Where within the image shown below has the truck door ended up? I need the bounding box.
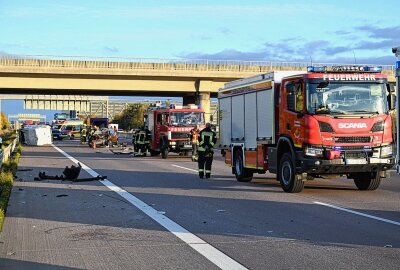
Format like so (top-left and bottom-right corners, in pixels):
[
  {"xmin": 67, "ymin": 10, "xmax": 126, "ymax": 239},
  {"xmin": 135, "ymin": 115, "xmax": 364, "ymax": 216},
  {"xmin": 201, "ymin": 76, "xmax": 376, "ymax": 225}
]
[
  {"xmin": 154, "ymin": 112, "xmax": 162, "ymax": 149},
  {"xmin": 280, "ymin": 79, "xmax": 306, "ymax": 148}
]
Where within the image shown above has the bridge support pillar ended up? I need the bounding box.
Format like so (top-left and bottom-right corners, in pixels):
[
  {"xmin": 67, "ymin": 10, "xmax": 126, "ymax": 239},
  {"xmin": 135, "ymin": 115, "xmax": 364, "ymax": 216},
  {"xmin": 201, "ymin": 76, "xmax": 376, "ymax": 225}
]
[{"xmin": 199, "ymin": 92, "xmax": 211, "ymax": 123}]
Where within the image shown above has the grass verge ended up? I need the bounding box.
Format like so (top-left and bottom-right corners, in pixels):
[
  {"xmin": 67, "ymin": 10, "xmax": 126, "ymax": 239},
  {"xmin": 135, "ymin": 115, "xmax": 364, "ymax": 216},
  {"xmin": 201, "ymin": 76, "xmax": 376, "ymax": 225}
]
[{"xmin": 0, "ymin": 142, "xmax": 22, "ymax": 231}]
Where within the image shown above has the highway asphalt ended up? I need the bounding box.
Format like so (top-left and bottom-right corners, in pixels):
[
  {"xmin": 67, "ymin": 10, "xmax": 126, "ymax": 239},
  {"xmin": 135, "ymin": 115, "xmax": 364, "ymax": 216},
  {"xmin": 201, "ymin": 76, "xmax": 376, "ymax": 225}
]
[{"xmin": 0, "ymin": 140, "xmax": 399, "ymax": 270}]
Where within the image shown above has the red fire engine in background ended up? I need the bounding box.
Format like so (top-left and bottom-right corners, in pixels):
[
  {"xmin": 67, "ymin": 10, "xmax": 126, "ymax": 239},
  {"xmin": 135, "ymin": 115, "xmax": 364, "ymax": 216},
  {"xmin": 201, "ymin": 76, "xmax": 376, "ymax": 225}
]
[
  {"xmin": 144, "ymin": 105, "xmax": 205, "ymax": 158},
  {"xmin": 218, "ymin": 66, "xmax": 395, "ymax": 193}
]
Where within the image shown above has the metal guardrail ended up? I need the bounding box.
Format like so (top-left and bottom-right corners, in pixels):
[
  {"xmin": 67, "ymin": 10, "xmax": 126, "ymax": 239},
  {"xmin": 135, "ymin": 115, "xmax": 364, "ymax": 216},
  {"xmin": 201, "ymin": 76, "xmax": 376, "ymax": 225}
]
[
  {"xmin": 0, "ymin": 137, "xmax": 18, "ymax": 168},
  {"xmin": 0, "ymin": 54, "xmax": 395, "ymax": 72}
]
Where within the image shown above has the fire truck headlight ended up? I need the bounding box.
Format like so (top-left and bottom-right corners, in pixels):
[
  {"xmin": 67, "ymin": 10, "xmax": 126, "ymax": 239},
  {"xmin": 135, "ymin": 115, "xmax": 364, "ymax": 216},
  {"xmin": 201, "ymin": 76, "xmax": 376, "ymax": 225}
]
[
  {"xmin": 304, "ymin": 145, "xmax": 324, "ymax": 158},
  {"xmin": 371, "ymin": 121, "xmax": 384, "ymax": 132},
  {"xmin": 380, "ymin": 144, "xmax": 393, "ymax": 158},
  {"xmin": 169, "ymin": 141, "xmax": 176, "ymax": 145}
]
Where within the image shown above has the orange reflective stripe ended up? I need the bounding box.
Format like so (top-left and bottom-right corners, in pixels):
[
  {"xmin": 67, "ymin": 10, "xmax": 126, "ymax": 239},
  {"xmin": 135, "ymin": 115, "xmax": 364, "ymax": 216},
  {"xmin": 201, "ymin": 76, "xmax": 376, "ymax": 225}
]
[{"xmin": 191, "ymin": 130, "xmax": 199, "ymax": 143}]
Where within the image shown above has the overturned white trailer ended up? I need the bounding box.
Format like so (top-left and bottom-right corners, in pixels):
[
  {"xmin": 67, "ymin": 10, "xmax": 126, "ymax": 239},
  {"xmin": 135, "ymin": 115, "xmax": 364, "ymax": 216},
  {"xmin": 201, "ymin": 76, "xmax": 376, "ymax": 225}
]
[{"xmin": 21, "ymin": 125, "xmax": 52, "ymax": 146}]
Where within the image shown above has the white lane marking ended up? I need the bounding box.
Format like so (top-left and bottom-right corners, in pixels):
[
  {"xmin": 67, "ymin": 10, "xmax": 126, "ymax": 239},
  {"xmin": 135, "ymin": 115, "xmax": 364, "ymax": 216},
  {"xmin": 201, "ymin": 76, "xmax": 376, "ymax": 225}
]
[
  {"xmin": 52, "ymin": 144, "xmax": 247, "ymax": 270},
  {"xmin": 172, "ymin": 162, "xmax": 400, "ymax": 228},
  {"xmin": 172, "ymin": 164, "xmax": 198, "ymax": 173},
  {"xmin": 314, "ymin": 201, "xmax": 400, "ymax": 226}
]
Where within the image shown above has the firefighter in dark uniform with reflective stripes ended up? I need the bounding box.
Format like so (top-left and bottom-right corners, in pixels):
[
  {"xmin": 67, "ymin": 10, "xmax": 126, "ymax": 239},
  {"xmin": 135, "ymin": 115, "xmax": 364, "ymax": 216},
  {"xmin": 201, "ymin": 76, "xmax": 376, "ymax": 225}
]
[{"xmin": 198, "ymin": 123, "xmax": 217, "ymax": 179}]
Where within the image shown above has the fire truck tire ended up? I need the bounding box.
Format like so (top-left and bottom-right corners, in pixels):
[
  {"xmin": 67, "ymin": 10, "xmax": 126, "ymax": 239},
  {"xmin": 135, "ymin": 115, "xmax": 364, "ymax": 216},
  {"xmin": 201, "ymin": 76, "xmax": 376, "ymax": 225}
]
[
  {"xmin": 278, "ymin": 153, "xmax": 304, "ymax": 193},
  {"xmin": 353, "ymin": 172, "xmax": 381, "ymax": 190},
  {"xmin": 161, "ymin": 145, "xmax": 169, "ymax": 159},
  {"xmin": 234, "ymin": 149, "xmax": 253, "ymax": 182}
]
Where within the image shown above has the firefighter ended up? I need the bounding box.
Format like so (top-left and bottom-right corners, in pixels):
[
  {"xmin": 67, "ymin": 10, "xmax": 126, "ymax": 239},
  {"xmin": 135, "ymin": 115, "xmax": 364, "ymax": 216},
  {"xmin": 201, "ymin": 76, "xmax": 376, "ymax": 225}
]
[
  {"xmin": 197, "ymin": 123, "xmax": 217, "ymax": 179},
  {"xmin": 134, "ymin": 128, "xmax": 150, "ymax": 156},
  {"xmin": 87, "ymin": 126, "xmax": 95, "ymax": 146},
  {"xmin": 190, "ymin": 125, "xmax": 199, "ymax": 162},
  {"xmin": 80, "ymin": 125, "xmax": 87, "ymax": 144}
]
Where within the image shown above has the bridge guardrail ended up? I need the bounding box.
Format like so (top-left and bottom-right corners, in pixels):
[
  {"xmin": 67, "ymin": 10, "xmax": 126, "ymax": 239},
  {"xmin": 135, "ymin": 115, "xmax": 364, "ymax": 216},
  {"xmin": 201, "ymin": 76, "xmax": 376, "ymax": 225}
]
[
  {"xmin": 0, "ymin": 137, "xmax": 18, "ymax": 169},
  {"xmin": 0, "ymin": 55, "xmax": 395, "ymax": 72}
]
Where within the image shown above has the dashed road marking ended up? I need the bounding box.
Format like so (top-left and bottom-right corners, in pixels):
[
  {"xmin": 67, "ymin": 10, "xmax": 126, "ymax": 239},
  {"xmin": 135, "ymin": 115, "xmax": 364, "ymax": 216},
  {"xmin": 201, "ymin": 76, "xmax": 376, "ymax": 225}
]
[
  {"xmin": 314, "ymin": 201, "xmax": 400, "ymax": 226},
  {"xmin": 172, "ymin": 164, "xmax": 198, "ymax": 172},
  {"xmin": 172, "ymin": 163, "xmax": 400, "ymax": 228}
]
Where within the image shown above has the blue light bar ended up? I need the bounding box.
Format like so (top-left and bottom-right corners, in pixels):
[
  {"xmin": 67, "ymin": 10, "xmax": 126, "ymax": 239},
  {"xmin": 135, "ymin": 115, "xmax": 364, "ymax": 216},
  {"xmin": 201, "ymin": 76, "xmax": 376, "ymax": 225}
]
[
  {"xmin": 307, "ymin": 66, "xmax": 327, "ymax": 72},
  {"xmin": 372, "ymin": 66, "xmax": 382, "ymax": 72},
  {"xmin": 363, "ymin": 66, "xmax": 382, "ymax": 72},
  {"xmin": 396, "ymin": 61, "xmax": 400, "ymax": 69}
]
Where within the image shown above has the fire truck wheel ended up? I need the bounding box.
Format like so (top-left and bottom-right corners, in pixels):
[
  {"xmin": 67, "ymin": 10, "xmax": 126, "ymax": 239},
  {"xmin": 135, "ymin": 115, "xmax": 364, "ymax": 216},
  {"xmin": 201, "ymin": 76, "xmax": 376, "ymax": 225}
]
[
  {"xmin": 161, "ymin": 144, "xmax": 169, "ymax": 159},
  {"xmin": 353, "ymin": 172, "xmax": 381, "ymax": 190},
  {"xmin": 234, "ymin": 149, "xmax": 253, "ymax": 182},
  {"xmin": 279, "ymin": 153, "xmax": 304, "ymax": 193}
]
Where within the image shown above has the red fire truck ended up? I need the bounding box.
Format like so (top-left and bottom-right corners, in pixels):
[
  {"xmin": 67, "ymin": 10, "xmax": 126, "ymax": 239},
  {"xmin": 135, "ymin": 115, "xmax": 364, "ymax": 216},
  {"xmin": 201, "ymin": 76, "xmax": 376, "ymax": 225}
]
[
  {"xmin": 144, "ymin": 105, "xmax": 205, "ymax": 158},
  {"xmin": 219, "ymin": 66, "xmax": 395, "ymax": 192}
]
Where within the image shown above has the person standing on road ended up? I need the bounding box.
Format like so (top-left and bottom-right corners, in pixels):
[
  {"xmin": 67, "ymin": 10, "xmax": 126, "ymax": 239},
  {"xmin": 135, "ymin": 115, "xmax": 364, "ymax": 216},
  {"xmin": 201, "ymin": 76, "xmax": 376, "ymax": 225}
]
[
  {"xmin": 134, "ymin": 128, "xmax": 150, "ymax": 156},
  {"xmin": 80, "ymin": 125, "xmax": 87, "ymax": 144},
  {"xmin": 197, "ymin": 123, "xmax": 217, "ymax": 179},
  {"xmin": 190, "ymin": 125, "xmax": 199, "ymax": 162}
]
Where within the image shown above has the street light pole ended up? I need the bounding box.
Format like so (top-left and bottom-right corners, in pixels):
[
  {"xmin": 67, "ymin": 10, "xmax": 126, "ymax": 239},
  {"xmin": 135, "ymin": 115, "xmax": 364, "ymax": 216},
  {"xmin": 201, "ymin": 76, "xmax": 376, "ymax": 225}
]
[{"xmin": 392, "ymin": 47, "xmax": 400, "ymax": 174}]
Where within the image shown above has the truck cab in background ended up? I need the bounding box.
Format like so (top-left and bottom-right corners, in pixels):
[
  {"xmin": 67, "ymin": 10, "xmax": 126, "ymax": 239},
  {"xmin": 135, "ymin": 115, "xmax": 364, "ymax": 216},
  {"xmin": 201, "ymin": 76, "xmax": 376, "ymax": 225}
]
[{"xmin": 145, "ymin": 105, "xmax": 205, "ymax": 158}]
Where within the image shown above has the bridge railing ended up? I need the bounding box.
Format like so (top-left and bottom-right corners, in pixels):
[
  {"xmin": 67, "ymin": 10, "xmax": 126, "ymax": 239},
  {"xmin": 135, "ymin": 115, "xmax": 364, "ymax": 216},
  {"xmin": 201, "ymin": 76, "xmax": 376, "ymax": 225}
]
[{"xmin": 0, "ymin": 54, "xmax": 395, "ymax": 72}]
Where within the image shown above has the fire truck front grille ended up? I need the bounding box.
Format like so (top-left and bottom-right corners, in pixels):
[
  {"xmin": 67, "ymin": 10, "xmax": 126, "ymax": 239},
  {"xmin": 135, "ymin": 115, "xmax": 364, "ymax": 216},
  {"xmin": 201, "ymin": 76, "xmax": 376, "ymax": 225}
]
[
  {"xmin": 171, "ymin": 132, "xmax": 189, "ymax": 140},
  {"xmin": 334, "ymin": 136, "xmax": 371, "ymax": 143}
]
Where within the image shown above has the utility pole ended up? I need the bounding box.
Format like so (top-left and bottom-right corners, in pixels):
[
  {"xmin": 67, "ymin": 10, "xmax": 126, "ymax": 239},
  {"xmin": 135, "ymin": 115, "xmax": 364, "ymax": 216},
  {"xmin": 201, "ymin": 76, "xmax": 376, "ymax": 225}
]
[{"xmin": 392, "ymin": 47, "xmax": 400, "ymax": 174}]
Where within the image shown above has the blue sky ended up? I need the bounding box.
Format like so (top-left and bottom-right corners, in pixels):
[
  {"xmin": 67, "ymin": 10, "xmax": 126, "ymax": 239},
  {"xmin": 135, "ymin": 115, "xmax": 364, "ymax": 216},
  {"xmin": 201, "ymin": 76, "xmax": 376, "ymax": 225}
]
[{"xmin": 1, "ymin": 0, "xmax": 399, "ymax": 119}]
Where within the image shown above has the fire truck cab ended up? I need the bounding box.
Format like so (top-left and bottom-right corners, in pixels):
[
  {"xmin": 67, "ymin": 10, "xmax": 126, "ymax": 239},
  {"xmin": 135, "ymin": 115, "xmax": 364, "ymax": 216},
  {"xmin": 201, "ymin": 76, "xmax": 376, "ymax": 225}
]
[{"xmin": 145, "ymin": 105, "xmax": 205, "ymax": 158}]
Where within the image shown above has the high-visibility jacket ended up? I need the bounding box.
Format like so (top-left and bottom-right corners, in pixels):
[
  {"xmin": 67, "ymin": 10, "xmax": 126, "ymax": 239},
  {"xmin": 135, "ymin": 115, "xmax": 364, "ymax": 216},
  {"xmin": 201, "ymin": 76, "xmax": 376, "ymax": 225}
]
[
  {"xmin": 190, "ymin": 129, "xmax": 199, "ymax": 144},
  {"xmin": 198, "ymin": 127, "xmax": 217, "ymax": 152},
  {"xmin": 135, "ymin": 131, "xmax": 149, "ymax": 145}
]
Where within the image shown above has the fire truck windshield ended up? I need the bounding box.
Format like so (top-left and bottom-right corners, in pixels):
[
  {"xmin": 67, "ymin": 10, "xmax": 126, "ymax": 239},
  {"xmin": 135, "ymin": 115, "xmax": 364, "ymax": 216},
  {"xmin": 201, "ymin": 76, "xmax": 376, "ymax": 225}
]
[
  {"xmin": 306, "ymin": 82, "xmax": 388, "ymax": 115},
  {"xmin": 170, "ymin": 112, "xmax": 204, "ymax": 126}
]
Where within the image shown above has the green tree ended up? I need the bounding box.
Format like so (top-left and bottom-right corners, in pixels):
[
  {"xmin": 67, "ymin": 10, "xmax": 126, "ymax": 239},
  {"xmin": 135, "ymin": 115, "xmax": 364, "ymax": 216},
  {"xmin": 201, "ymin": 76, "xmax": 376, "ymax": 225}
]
[
  {"xmin": 113, "ymin": 104, "xmax": 149, "ymax": 131},
  {"xmin": 0, "ymin": 112, "xmax": 10, "ymax": 130}
]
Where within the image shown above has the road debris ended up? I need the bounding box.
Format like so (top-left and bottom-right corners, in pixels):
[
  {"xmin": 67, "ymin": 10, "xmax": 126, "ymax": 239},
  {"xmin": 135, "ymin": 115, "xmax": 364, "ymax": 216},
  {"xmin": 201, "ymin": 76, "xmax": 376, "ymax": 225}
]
[
  {"xmin": 35, "ymin": 163, "xmax": 107, "ymax": 182},
  {"xmin": 56, "ymin": 194, "xmax": 69, "ymax": 198},
  {"xmin": 17, "ymin": 168, "xmax": 33, "ymax": 172},
  {"xmin": 110, "ymin": 147, "xmax": 134, "ymax": 155}
]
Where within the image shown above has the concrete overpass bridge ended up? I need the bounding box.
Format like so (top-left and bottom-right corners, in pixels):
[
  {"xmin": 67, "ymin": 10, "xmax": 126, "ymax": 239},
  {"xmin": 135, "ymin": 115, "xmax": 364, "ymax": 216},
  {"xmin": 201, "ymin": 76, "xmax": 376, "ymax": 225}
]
[{"xmin": 0, "ymin": 55, "xmax": 396, "ymax": 121}]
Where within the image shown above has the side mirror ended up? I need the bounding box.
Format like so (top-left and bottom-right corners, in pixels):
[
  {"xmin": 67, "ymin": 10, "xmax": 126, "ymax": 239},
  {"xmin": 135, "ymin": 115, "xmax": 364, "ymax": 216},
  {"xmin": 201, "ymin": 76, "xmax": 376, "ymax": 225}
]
[
  {"xmin": 388, "ymin": 94, "xmax": 396, "ymax": 110},
  {"xmin": 210, "ymin": 115, "xmax": 214, "ymax": 122}
]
